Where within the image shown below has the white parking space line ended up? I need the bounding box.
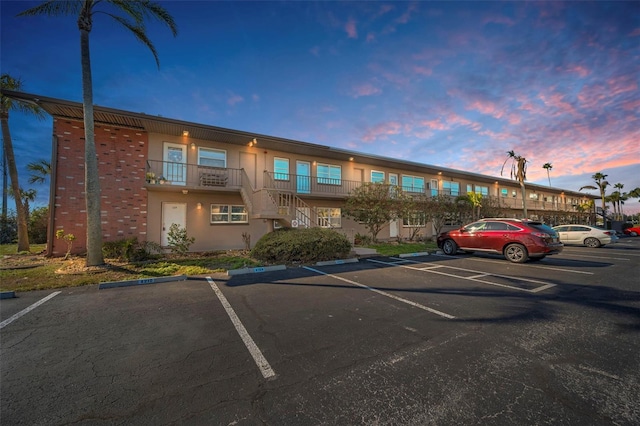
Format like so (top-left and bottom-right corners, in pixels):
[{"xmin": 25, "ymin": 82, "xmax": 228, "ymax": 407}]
[
  {"xmin": 303, "ymin": 266, "xmax": 456, "ymax": 320},
  {"xmin": 370, "ymin": 258, "xmax": 556, "ymax": 293},
  {"xmin": 206, "ymin": 278, "xmax": 276, "ymax": 380},
  {"xmin": 559, "ymin": 253, "xmax": 630, "ymax": 261},
  {"xmin": 464, "ymin": 257, "xmax": 595, "ymax": 275},
  {"xmin": 0, "ymin": 291, "xmax": 61, "ymax": 330}
]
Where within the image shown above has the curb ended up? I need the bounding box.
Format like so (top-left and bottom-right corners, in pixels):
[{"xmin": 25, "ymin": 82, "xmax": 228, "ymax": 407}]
[
  {"xmin": 398, "ymin": 252, "xmax": 431, "ymax": 258},
  {"xmin": 98, "ymin": 274, "xmax": 187, "ymax": 290},
  {"xmin": 315, "ymin": 258, "xmax": 359, "ymax": 266},
  {"xmin": 1, "ymin": 291, "xmax": 16, "ymax": 299},
  {"xmin": 227, "ymin": 265, "xmax": 286, "ymax": 276}
]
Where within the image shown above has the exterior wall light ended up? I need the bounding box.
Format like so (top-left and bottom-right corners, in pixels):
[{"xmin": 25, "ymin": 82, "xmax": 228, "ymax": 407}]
[
  {"xmin": 190, "ymin": 142, "xmax": 196, "ymax": 149},
  {"xmin": 197, "ymin": 202, "xmax": 202, "ymax": 209},
  {"xmin": 182, "ymin": 130, "xmax": 189, "ymax": 137}
]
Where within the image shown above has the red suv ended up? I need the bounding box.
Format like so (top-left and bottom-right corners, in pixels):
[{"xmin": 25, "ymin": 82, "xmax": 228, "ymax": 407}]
[{"xmin": 437, "ymin": 218, "xmax": 563, "ymax": 263}]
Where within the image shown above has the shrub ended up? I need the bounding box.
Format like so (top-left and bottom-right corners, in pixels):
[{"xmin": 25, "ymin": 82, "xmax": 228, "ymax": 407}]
[
  {"xmin": 55, "ymin": 229, "xmax": 76, "ymax": 260},
  {"xmin": 167, "ymin": 223, "xmax": 195, "ymax": 255},
  {"xmin": 103, "ymin": 237, "xmax": 162, "ymax": 261},
  {"xmin": 252, "ymin": 227, "xmax": 351, "ymax": 264}
]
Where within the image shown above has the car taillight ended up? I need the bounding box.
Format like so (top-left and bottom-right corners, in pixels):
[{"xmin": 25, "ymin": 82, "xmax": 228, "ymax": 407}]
[
  {"xmin": 532, "ymin": 232, "xmax": 550, "ymax": 239},
  {"xmin": 604, "ymin": 231, "xmax": 611, "ymax": 235}
]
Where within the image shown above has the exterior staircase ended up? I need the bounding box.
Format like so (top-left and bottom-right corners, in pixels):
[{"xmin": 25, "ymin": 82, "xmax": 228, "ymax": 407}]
[{"xmin": 239, "ymin": 169, "xmax": 321, "ymax": 228}]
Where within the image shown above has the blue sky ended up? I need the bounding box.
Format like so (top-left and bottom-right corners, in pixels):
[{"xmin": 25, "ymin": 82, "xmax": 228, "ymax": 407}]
[{"xmin": 2, "ymin": 1, "xmax": 639, "ymax": 213}]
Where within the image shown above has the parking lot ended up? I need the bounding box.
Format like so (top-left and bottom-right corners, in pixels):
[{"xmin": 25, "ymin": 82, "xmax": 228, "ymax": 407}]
[{"xmin": 2, "ymin": 238, "xmax": 639, "ymax": 425}]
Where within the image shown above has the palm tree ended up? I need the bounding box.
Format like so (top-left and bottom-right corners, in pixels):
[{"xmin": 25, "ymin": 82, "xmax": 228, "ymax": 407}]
[
  {"xmin": 19, "ymin": 1, "xmax": 178, "ymax": 266},
  {"xmin": 1, "ymin": 74, "xmax": 46, "ymax": 252},
  {"xmin": 9, "ymin": 187, "xmax": 37, "ymax": 225},
  {"xmin": 27, "ymin": 159, "xmax": 51, "ymax": 184},
  {"xmin": 542, "ymin": 163, "xmax": 553, "ymax": 187},
  {"xmin": 501, "ymin": 150, "xmax": 528, "ymax": 218},
  {"xmin": 613, "ymin": 183, "xmax": 624, "ymax": 220},
  {"xmin": 580, "ymin": 172, "xmax": 609, "ymax": 228}
]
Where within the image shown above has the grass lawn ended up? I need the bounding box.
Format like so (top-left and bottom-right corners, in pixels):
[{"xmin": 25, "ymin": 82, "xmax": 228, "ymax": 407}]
[
  {"xmin": 0, "ymin": 245, "xmax": 261, "ymax": 292},
  {"xmin": 366, "ymin": 240, "xmax": 438, "ymax": 256}
]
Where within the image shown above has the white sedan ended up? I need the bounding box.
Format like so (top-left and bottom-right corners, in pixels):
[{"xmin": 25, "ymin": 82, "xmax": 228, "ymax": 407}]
[{"xmin": 552, "ymin": 225, "xmax": 617, "ymax": 248}]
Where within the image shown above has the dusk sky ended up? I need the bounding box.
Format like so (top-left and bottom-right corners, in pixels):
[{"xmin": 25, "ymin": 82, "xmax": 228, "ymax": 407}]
[{"xmin": 2, "ymin": 1, "xmax": 639, "ymax": 213}]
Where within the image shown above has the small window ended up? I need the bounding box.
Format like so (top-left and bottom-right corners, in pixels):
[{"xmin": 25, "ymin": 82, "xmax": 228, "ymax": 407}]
[
  {"xmin": 317, "ymin": 207, "xmax": 341, "ymax": 228},
  {"xmin": 475, "ymin": 186, "xmax": 489, "ymax": 196},
  {"xmin": 274, "ymin": 157, "xmax": 289, "ymax": 180},
  {"xmin": 529, "ymin": 193, "xmax": 539, "ymax": 200},
  {"xmin": 501, "ymin": 188, "xmax": 509, "ymax": 197},
  {"xmin": 210, "ymin": 204, "xmax": 248, "ymax": 224},
  {"xmin": 443, "ymin": 181, "xmax": 460, "ymax": 196},
  {"xmin": 402, "ymin": 175, "xmax": 425, "ymax": 193},
  {"xmin": 317, "ymin": 164, "xmax": 341, "ymax": 185},
  {"xmin": 403, "ymin": 212, "xmax": 426, "ymax": 227},
  {"xmin": 199, "ymin": 147, "xmax": 226, "ymax": 168},
  {"xmin": 371, "ymin": 170, "xmax": 385, "ymax": 183}
]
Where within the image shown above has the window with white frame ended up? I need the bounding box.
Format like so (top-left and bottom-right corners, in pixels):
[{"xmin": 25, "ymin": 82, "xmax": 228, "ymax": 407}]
[
  {"xmin": 210, "ymin": 204, "xmax": 248, "ymax": 223},
  {"xmin": 317, "ymin": 207, "xmax": 341, "ymax": 228},
  {"xmin": 529, "ymin": 193, "xmax": 539, "ymax": 200},
  {"xmin": 402, "ymin": 175, "xmax": 425, "ymax": 193},
  {"xmin": 317, "ymin": 164, "xmax": 341, "ymax": 185},
  {"xmin": 274, "ymin": 157, "xmax": 289, "ymax": 180},
  {"xmin": 442, "ymin": 181, "xmax": 460, "ymax": 196},
  {"xmin": 371, "ymin": 170, "xmax": 385, "ymax": 183},
  {"xmin": 403, "ymin": 211, "xmax": 426, "ymax": 227},
  {"xmin": 198, "ymin": 147, "xmax": 226, "ymax": 168}
]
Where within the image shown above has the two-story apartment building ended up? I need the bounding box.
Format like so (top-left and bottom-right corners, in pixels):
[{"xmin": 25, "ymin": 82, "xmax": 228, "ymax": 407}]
[{"xmin": 3, "ymin": 90, "xmax": 597, "ymax": 257}]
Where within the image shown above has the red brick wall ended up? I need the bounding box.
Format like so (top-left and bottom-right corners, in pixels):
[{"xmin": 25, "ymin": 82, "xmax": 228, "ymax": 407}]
[{"xmin": 50, "ymin": 119, "xmax": 148, "ymax": 256}]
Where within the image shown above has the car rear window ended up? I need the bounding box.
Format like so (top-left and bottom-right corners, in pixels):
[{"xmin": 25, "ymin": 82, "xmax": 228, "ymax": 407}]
[{"xmin": 527, "ymin": 222, "xmax": 557, "ymax": 235}]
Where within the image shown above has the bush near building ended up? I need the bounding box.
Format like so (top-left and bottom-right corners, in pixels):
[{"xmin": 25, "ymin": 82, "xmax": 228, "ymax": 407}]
[{"xmin": 252, "ymin": 227, "xmax": 351, "ymax": 264}]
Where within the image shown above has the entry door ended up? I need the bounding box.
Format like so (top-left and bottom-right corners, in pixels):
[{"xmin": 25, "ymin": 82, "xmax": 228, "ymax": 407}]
[
  {"xmin": 161, "ymin": 202, "xmax": 187, "ymax": 246},
  {"xmin": 163, "ymin": 143, "xmax": 187, "ymax": 185},
  {"xmin": 296, "ymin": 161, "xmax": 310, "ymax": 194},
  {"xmin": 389, "ymin": 173, "xmax": 399, "ymax": 238}
]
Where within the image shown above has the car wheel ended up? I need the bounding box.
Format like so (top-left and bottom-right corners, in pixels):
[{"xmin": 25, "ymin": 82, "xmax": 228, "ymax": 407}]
[
  {"xmin": 442, "ymin": 239, "xmax": 458, "ymax": 255},
  {"xmin": 630, "ymin": 231, "xmax": 638, "ymax": 237},
  {"xmin": 584, "ymin": 237, "xmax": 601, "ymax": 248},
  {"xmin": 504, "ymin": 243, "xmax": 528, "ymax": 263}
]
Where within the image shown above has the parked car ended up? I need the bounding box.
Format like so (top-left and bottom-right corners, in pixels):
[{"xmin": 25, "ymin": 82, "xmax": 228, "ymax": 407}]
[
  {"xmin": 622, "ymin": 226, "xmax": 640, "ymax": 237},
  {"xmin": 552, "ymin": 225, "xmax": 616, "ymax": 247},
  {"xmin": 437, "ymin": 218, "xmax": 563, "ymax": 263}
]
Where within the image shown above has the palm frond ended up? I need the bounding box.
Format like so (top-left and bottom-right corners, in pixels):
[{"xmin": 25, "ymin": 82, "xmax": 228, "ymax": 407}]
[{"xmin": 16, "ymin": 0, "xmax": 82, "ymax": 17}]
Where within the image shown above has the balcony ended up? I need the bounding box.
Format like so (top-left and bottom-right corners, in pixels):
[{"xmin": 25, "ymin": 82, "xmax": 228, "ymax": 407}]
[{"xmin": 145, "ymin": 160, "xmax": 243, "ymax": 192}]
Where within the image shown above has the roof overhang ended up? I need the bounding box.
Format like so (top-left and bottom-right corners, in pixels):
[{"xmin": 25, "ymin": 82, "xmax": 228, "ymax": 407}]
[{"xmin": 1, "ymin": 89, "xmax": 596, "ymax": 199}]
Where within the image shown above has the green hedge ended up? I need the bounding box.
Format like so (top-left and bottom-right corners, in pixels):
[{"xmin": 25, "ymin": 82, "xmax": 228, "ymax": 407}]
[{"xmin": 251, "ymin": 227, "xmax": 351, "ymax": 263}]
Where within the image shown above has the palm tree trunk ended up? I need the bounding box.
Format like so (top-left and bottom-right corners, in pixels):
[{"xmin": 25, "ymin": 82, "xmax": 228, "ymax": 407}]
[
  {"xmin": 520, "ymin": 181, "xmax": 527, "ymax": 218},
  {"xmin": 1, "ymin": 114, "xmax": 29, "ymax": 252},
  {"xmin": 80, "ymin": 27, "xmax": 104, "ymax": 266}
]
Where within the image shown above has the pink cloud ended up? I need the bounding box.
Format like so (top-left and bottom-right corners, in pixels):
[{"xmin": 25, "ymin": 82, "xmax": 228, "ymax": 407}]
[
  {"xmin": 361, "ymin": 121, "xmax": 403, "ymax": 142},
  {"xmin": 413, "ymin": 66, "xmax": 433, "ymax": 76},
  {"xmin": 350, "ymin": 83, "xmax": 382, "ymax": 98},
  {"xmin": 419, "ymin": 118, "xmax": 448, "ymax": 130},
  {"xmin": 466, "ymin": 100, "xmax": 505, "ymax": 119},
  {"xmin": 345, "ymin": 18, "xmax": 357, "ymax": 38},
  {"xmin": 564, "ymin": 64, "xmax": 590, "ymax": 77}
]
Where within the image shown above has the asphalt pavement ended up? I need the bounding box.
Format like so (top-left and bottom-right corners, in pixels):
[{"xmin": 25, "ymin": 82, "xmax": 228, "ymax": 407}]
[{"xmin": 1, "ymin": 237, "xmax": 639, "ymax": 425}]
